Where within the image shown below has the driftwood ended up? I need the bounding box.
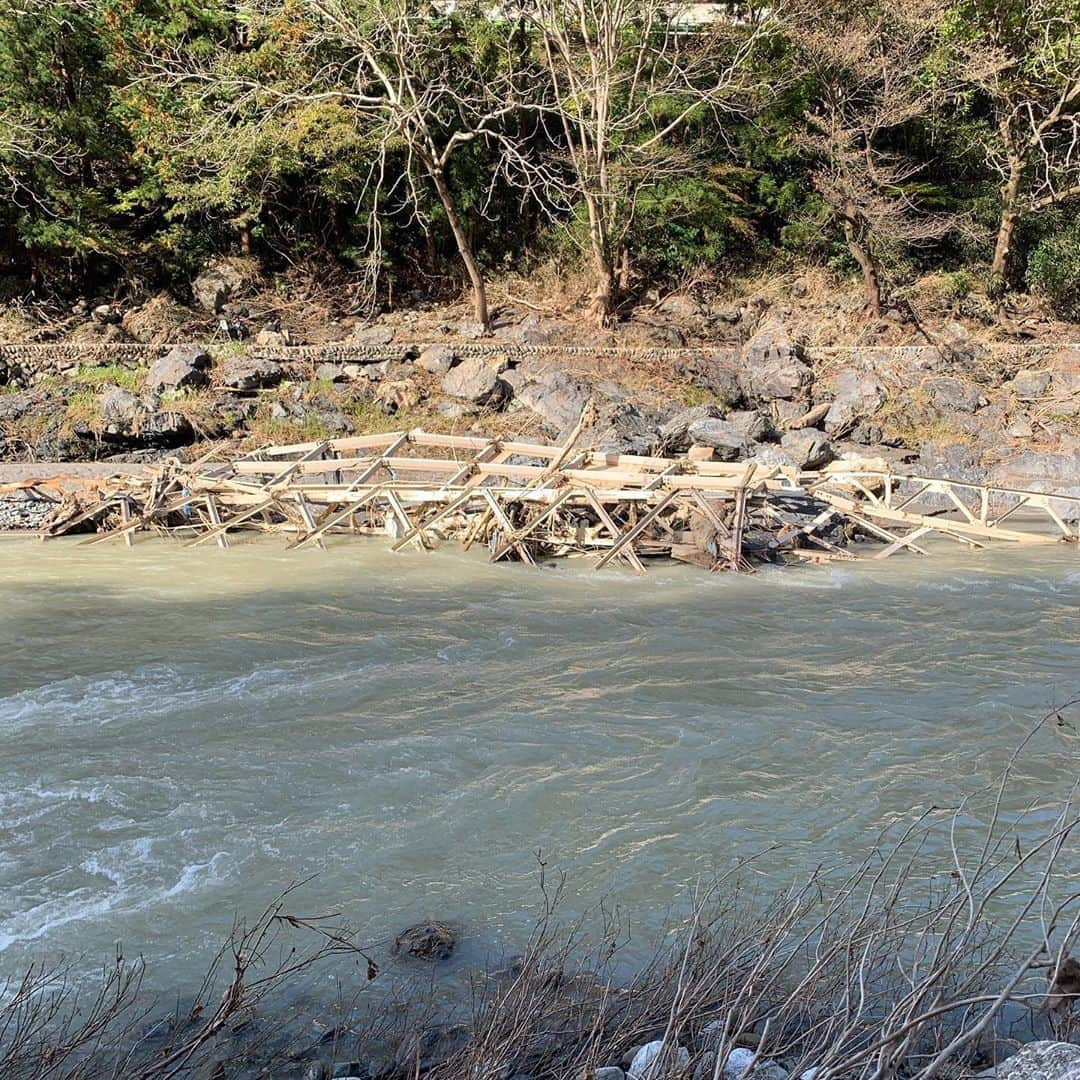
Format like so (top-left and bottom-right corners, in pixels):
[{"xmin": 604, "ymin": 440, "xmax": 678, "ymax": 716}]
[{"xmin": 35, "ymin": 427, "xmax": 1080, "ymax": 573}]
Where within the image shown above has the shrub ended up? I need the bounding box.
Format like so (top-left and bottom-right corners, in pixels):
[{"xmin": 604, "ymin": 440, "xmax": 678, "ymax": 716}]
[{"xmin": 1025, "ymin": 213, "xmax": 1080, "ymax": 319}]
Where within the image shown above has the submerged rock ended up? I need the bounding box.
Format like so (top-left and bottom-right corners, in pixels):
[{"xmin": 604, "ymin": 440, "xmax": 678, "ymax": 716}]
[{"xmin": 393, "ymin": 921, "xmax": 456, "ymax": 961}]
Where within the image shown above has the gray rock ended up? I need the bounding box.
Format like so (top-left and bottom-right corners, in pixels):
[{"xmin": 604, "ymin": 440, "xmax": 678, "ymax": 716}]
[
  {"xmin": 741, "ymin": 323, "xmax": 813, "ymax": 404},
  {"xmin": 989, "ymin": 451, "xmax": 1080, "ymax": 518},
  {"xmin": 441, "ymin": 355, "xmax": 507, "ymax": 405},
  {"xmin": 1009, "ymin": 369, "xmax": 1052, "ymax": 400},
  {"xmin": 749, "ymin": 446, "xmax": 800, "ymax": 469},
  {"xmin": 315, "ymin": 363, "xmax": 348, "ymax": 383},
  {"xmin": 437, "ymin": 400, "xmax": 479, "ymax": 420},
  {"xmin": 726, "ymin": 409, "xmax": 774, "ymax": 442},
  {"xmin": 780, "ymin": 428, "xmax": 834, "ymax": 470},
  {"xmin": 100, "ymin": 386, "xmax": 141, "ymax": 426},
  {"xmin": 694, "ymin": 1053, "xmax": 718, "ymax": 1080},
  {"xmin": 824, "ymin": 370, "xmax": 887, "ymax": 435},
  {"xmin": 515, "ymin": 371, "xmax": 592, "ymax": 432},
  {"xmin": 593, "ymin": 402, "xmax": 661, "ymax": 456},
  {"xmin": 927, "ymin": 376, "xmax": 984, "ymax": 413},
  {"xmin": 688, "ymin": 418, "xmax": 754, "ymax": 460},
  {"xmin": 146, "ymin": 345, "xmax": 211, "ymax": 393},
  {"xmin": 660, "ymin": 404, "xmax": 723, "ymax": 451},
  {"xmin": 218, "ymin": 356, "xmax": 285, "ymax": 391},
  {"xmin": 417, "ymin": 345, "xmax": 457, "ymax": 374},
  {"xmin": 352, "ymin": 326, "xmax": 395, "ymax": 346},
  {"xmin": 192, "ymin": 262, "xmax": 242, "ymax": 313},
  {"xmin": 92, "ymin": 303, "xmax": 121, "ymax": 325},
  {"xmin": 937, "ymin": 320, "xmax": 989, "ymax": 366},
  {"xmin": 595, "ymin": 1069, "xmax": 627, "ymax": 1080},
  {"xmin": 628, "ymin": 1040, "xmax": 690, "ymax": 1079},
  {"xmin": 456, "ymin": 320, "xmax": 487, "ymax": 340},
  {"xmin": 723, "ymin": 1047, "xmax": 788, "ymax": 1080},
  {"xmin": 1006, "ymin": 416, "xmax": 1034, "ymax": 438},
  {"xmin": 139, "ymin": 410, "xmax": 194, "ymax": 446},
  {"xmin": 995, "ymin": 1041, "xmax": 1080, "ymax": 1080}
]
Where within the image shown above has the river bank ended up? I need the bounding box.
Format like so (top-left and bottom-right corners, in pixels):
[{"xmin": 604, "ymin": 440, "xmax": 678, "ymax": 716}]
[{"xmin": 3, "ymin": 273, "xmax": 1080, "ymax": 511}]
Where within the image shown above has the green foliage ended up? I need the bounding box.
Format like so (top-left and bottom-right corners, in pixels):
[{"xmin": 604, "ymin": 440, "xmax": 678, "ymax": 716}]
[
  {"xmin": 75, "ymin": 363, "xmax": 146, "ymax": 390},
  {"xmin": 1025, "ymin": 211, "xmax": 1080, "ymax": 319},
  {"xmin": 1, "ymin": 0, "xmax": 1078, "ymax": 311}
]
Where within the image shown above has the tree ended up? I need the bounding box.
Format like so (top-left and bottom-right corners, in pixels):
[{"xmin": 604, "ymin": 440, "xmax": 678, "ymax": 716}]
[
  {"xmin": 287, "ymin": 0, "xmax": 531, "ymax": 329},
  {"xmin": 522, "ymin": 0, "xmax": 772, "ymax": 324},
  {"xmin": 0, "ymin": 0, "xmax": 130, "ymax": 283},
  {"xmin": 947, "ymin": 0, "xmax": 1080, "ymax": 294},
  {"xmin": 791, "ymin": 0, "xmax": 953, "ymax": 317}
]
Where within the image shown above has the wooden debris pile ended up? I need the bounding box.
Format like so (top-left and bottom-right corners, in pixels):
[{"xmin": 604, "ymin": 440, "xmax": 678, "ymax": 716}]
[{"xmin": 36, "ymin": 429, "xmax": 1080, "ymax": 573}]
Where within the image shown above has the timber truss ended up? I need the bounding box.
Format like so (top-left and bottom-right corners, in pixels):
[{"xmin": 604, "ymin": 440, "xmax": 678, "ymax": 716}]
[{"xmin": 36, "ymin": 429, "xmax": 1080, "ymax": 573}]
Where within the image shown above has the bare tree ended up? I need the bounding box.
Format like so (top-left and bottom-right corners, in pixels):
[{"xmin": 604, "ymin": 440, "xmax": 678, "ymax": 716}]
[
  {"xmin": 792, "ymin": 0, "xmax": 953, "ymax": 318},
  {"xmin": 522, "ymin": 0, "xmax": 772, "ymax": 325},
  {"xmin": 951, "ymin": 0, "xmax": 1080, "ymax": 294},
  {"xmin": 149, "ymin": 0, "xmax": 531, "ymax": 331}
]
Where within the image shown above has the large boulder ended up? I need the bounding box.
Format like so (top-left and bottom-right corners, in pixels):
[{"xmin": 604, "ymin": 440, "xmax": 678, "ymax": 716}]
[
  {"xmin": 1008, "ymin": 369, "xmax": 1052, "ymax": 401},
  {"xmin": 989, "ymin": 450, "xmax": 1080, "ymax": 519},
  {"xmin": 416, "ymin": 344, "xmax": 457, "ymax": 375},
  {"xmin": 926, "ymin": 375, "xmax": 984, "ymax": 413},
  {"xmin": 192, "ymin": 262, "xmax": 242, "ymax": 314},
  {"xmin": 660, "ymin": 404, "xmax": 723, "ymax": 452},
  {"xmin": 441, "ymin": 354, "xmax": 508, "ymax": 405},
  {"xmin": 353, "ymin": 325, "xmax": 396, "ymax": 347},
  {"xmin": 515, "ymin": 370, "xmax": 593, "ymax": 433},
  {"xmin": 688, "ymin": 417, "xmax": 756, "ymax": 461},
  {"xmin": 218, "ymin": 355, "xmax": 284, "ymax": 391},
  {"xmin": 824, "ymin": 370, "xmax": 887, "ymax": 435},
  {"xmin": 139, "ymin": 410, "xmax": 194, "ymax": 447},
  {"xmin": 995, "ymin": 1041, "xmax": 1080, "ymax": 1080},
  {"xmin": 146, "ymin": 345, "xmax": 211, "ymax": 393},
  {"xmin": 100, "ymin": 386, "xmax": 141, "ymax": 427},
  {"xmin": 593, "ymin": 402, "xmax": 661, "ymax": 456},
  {"xmin": 780, "ymin": 428, "xmax": 834, "ymax": 470},
  {"xmin": 740, "ymin": 323, "xmax": 813, "ymax": 404},
  {"xmin": 725, "ymin": 409, "xmax": 774, "ymax": 442}
]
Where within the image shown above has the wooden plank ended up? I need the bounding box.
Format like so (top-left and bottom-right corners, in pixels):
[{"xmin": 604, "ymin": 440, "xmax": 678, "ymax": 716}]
[
  {"xmin": 489, "ymin": 489, "xmax": 576, "ymax": 562},
  {"xmin": 583, "ymin": 491, "xmax": 647, "ymax": 575},
  {"xmin": 481, "ymin": 489, "xmax": 536, "ymax": 566},
  {"xmin": 595, "ymin": 489, "xmax": 679, "ymax": 570}
]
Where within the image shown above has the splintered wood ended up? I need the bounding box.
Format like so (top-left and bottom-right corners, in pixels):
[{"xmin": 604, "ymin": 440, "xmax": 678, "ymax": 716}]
[{"xmin": 36, "ymin": 429, "xmax": 1080, "ymax": 573}]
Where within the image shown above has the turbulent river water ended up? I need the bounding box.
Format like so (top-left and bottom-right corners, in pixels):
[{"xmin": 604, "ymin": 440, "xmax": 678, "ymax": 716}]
[{"xmin": 1, "ymin": 537, "xmax": 1078, "ymax": 998}]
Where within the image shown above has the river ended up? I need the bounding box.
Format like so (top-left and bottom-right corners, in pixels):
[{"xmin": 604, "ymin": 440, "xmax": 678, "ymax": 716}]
[{"xmin": 1, "ymin": 537, "xmax": 1078, "ymax": 998}]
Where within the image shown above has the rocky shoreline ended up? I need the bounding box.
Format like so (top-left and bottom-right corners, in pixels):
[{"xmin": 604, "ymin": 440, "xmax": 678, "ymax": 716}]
[{"xmin": 3, "ymin": 302, "xmax": 1080, "ymax": 519}]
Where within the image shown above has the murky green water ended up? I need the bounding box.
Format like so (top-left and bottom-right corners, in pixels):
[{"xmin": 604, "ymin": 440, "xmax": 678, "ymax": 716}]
[{"xmin": 1, "ymin": 536, "xmax": 1078, "ymax": 993}]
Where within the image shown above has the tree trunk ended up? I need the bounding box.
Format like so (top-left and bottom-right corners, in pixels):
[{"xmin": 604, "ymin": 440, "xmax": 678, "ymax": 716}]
[
  {"xmin": 990, "ymin": 159, "xmax": 1025, "ymax": 297},
  {"xmin": 430, "ymin": 167, "xmax": 489, "ymax": 331},
  {"xmin": 843, "ymin": 217, "xmax": 882, "ymax": 318},
  {"xmin": 589, "ymin": 255, "xmax": 617, "ymax": 327}
]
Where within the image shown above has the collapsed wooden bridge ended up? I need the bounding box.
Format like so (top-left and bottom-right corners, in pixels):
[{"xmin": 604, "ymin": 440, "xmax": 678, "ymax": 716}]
[{"xmin": 33, "ymin": 426, "xmax": 1080, "ymax": 573}]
